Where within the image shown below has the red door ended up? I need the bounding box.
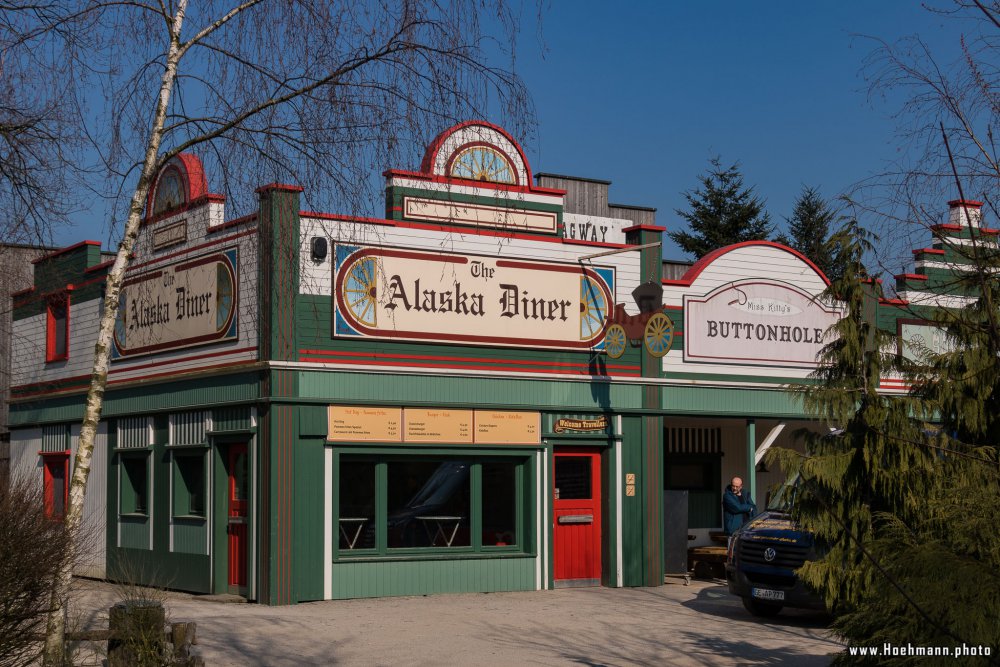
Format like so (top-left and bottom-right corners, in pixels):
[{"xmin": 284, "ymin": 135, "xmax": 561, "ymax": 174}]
[
  {"xmin": 553, "ymin": 449, "xmax": 602, "ymax": 586},
  {"xmin": 227, "ymin": 443, "xmax": 249, "ymax": 593}
]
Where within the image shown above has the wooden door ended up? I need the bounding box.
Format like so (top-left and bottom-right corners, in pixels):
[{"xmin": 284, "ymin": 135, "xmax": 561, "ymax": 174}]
[
  {"xmin": 553, "ymin": 448, "xmax": 602, "ymax": 586},
  {"xmin": 227, "ymin": 443, "xmax": 249, "ymax": 594}
]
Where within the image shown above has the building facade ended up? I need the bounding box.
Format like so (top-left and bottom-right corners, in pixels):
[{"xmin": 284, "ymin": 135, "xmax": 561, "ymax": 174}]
[{"xmin": 9, "ymin": 121, "xmax": 988, "ymax": 603}]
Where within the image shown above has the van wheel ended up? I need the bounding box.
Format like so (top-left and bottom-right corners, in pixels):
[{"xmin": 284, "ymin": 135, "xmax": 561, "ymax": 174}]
[{"xmin": 742, "ymin": 597, "xmax": 783, "ymax": 617}]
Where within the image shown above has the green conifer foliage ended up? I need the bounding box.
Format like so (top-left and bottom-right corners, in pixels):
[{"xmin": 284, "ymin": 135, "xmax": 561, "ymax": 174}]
[
  {"xmin": 770, "ymin": 221, "xmax": 1000, "ymax": 664},
  {"xmin": 669, "ymin": 157, "xmax": 774, "ymax": 258},
  {"xmin": 786, "ymin": 186, "xmax": 844, "ymax": 283}
]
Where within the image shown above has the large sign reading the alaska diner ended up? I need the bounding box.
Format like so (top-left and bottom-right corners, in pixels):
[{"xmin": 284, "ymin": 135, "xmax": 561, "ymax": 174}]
[
  {"xmin": 112, "ymin": 248, "xmax": 238, "ymax": 358},
  {"xmin": 333, "ymin": 245, "xmax": 614, "ymax": 349},
  {"xmin": 684, "ymin": 280, "xmax": 842, "ymax": 367}
]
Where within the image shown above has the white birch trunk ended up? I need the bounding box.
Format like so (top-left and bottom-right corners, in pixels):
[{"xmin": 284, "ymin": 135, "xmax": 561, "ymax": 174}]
[{"xmin": 42, "ymin": 3, "xmax": 189, "ymax": 663}]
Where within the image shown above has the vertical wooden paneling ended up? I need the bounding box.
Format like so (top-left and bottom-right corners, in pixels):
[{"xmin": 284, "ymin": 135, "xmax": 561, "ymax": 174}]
[
  {"xmin": 71, "ymin": 422, "xmax": 107, "ymax": 577},
  {"xmin": 41, "ymin": 424, "xmax": 68, "ymax": 451},
  {"xmin": 330, "ymin": 557, "xmax": 534, "ymax": 599},
  {"xmin": 172, "ymin": 519, "xmax": 208, "ymax": 554},
  {"xmin": 119, "ymin": 516, "xmax": 149, "ymax": 549},
  {"xmin": 171, "ymin": 411, "xmax": 208, "ymax": 445}
]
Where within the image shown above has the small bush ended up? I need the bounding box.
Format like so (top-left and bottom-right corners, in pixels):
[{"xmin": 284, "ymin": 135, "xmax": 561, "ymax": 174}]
[{"xmin": 0, "ymin": 473, "xmax": 71, "ymax": 667}]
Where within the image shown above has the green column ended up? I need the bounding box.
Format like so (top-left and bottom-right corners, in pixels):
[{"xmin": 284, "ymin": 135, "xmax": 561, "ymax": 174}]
[
  {"xmin": 746, "ymin": 419, "xmax": 756, "ymax": 506},
  {"xmin": 624, "ymin": 224, "xmax": 665, "ymax": 587}
]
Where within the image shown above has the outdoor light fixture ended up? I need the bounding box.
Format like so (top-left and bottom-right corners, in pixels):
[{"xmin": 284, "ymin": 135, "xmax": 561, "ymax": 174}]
[{"xmin": 311, "ymin": 236, "xmax": 328, "ymax": 262}]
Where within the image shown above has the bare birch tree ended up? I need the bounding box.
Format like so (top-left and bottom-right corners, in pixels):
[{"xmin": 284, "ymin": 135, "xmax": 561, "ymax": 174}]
[{"xmin": 8, "ymin": 2, "xmax": 534, "ymax": 662}]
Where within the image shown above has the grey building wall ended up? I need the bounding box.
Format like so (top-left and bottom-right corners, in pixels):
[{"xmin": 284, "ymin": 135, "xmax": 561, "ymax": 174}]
[{"xmin": 535, "ymin": 173, "xmax": 657, "ymax": 228}]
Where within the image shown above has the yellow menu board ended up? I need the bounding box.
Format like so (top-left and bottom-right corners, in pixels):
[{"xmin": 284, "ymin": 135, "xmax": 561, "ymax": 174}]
[
  {"xmin": 327, "ymin": 405, "xmax": 402, "ymax": 442},
  {"xmin": 404, "ymin": 408, "xmax": 473, "ymax": 443},
  {"xmin": 474, "ymin": 410, "xmax": 541, "ymax": 444}
]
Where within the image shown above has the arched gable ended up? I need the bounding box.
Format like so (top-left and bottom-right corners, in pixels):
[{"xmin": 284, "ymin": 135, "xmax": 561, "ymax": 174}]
[
  {"xmin": 145, "ymin": 153, "xmax": 209, "ymax": 220},
  {"xmin": 419, "ymin": 121, "xmax": 532, "ymax": 186}
]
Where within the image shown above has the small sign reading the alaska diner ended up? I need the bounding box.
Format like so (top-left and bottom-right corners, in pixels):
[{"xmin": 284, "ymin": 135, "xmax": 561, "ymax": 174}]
[
  {"xmin": 112, "ymin": 248, "xmax": 238, "ymax": 358},
  {"xmin": 333, "ymin": 245, "xmax": 614, "ymax": 350},
  {"xmin": 684, "ymin": 280, "xmax": 842, "ymax": 367}
]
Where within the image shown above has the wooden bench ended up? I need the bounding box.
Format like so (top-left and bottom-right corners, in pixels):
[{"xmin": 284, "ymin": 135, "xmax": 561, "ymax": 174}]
[{"xmin": 688, "ymin": 545, "xmax": 728, "ymax": 579}]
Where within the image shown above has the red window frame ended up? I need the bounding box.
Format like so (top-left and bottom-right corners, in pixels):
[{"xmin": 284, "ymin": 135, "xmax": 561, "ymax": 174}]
[
  {"xmin": 41, "ymin": 451, "xmax": 71, "ymax": 520},
  {"xmin": 45, "ymin": 291, "xmax": 71, "ymax": 363}
]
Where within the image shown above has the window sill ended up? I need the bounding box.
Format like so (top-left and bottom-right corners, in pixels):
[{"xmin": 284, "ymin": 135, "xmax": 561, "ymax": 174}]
[
  {"xmin": 114, "ymin": 446, "xmax": 153, "ymax": 453},
  {"xmin": 172, "ymin": 514, "xmax": 206, "ymax": 521},
  {"xmin": 165, "ymin": 442, "xmax": 210, "ymax": 449},
  {"xmin": 119, "ymin": 513, "xmax": 149, "ymax": 519}
]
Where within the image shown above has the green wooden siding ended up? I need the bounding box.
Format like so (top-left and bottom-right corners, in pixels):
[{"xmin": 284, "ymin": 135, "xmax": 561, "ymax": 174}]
[
  {"xmin": 118, "ymin": 516, "xmax": 150, "ymax": 550},
  {"xmin": 298, "ymin": 370, "xmax": 643, "ymax": 412},
  {"xmin": 662, "ymin": 385, "xmax": 805, "ymax": 419},
  {"xmin": 10, "ymin": 372, "xmax": 260, "ymax": 426},
  {"xmin": 293, "ymin": 436, "xmax": 326, "ymax": 602},
  {"xmin": 173, "ymin": 519, "xmax": 208, "ymax": 555},
  {"xmin": 213, "ymin": 405, "xmax": 253, "ymax": 432},
  {"xmin": 330, "ymin": 556, "xmax": 535, "ymax": 599}
]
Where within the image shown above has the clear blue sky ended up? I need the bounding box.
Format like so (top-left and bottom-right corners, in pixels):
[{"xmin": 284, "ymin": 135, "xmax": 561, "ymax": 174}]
[
  {"xmin": 56, "ymin": 2, "xmax": 967, "ymax": 266},
  {"xmin": 514, "ymin": 2, "xmax": 966, "ymax": 261}
]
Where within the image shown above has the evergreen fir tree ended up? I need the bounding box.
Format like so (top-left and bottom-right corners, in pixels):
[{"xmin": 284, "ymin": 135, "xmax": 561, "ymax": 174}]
[
  {"xmin": 669, "ymin": 157, "xmax": 774, "ymax": 258},
  {"xmin": 769, "ymin": 220, "xmax": 1000, "ymax": 664},
  {"xmin": 786, "ymin": 186, "xmax": 844, "ymax": 282}
]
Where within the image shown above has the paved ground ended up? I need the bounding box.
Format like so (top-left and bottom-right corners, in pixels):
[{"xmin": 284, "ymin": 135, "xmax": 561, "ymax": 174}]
[{"xmin": 66, "ymin": 577, "xmax": 843, "ymax": 666}]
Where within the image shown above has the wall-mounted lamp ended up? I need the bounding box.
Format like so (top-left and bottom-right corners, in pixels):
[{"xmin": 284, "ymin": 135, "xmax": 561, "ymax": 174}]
[{"xmin": 311, "ymin": 236, "xmax": 328, "ymax": 262}]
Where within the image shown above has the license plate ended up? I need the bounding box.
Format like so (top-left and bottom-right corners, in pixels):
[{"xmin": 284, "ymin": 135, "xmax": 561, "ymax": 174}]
[{"xmin": 752, "ymin": 587, "xmax": 785, "ymax": 601}]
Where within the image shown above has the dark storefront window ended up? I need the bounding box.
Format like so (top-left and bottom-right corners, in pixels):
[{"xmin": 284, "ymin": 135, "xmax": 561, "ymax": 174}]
[
  {"xmin": 481, "ymin": 461, "xmax": 517, "ymax": 547},
  {"xmin": 337, "ymin": 455, "xmax": 528, "ymax": 556},
  {"xmin": 121, "ymin": 455, "xmax": 149, "ymax": 515},
  {"xmin": 174, "ymin": 453, "xmax": 206, "ymax": 517},
  {"xmin": 339, "ymin": 460, "xmax": 376, "ymax": 550}
]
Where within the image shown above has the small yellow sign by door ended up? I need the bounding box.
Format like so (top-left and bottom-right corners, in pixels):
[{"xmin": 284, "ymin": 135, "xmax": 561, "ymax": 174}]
[
  {"xmin": 404, "ymin": 408, "xmax": 473, "ymax": 443},
  {"xmin": 327, "ymin": 405, "xmax": 402, "ymax": 442},
  {"xmin": 474, "ymin": 410, "xmax": 541, "ymax": 445}
]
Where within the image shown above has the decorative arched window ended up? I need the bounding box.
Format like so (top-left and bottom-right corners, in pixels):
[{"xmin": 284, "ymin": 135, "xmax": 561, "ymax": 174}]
[
  {"xmin": 151, "ymin": 166, "xmax": 186, "ymax": 216},
  {"xmin": 448, "ymin": 145, "xmax": 517, "ymax": 184}
]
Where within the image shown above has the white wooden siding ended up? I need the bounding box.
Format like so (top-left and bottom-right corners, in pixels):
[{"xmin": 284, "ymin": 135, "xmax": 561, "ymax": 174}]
[
  {"xmin": 71, "ymin": 422, "xmax": 107, "ymax": 578},
  {"xmin": 662, "ymin": 245, "xmax": 835, "ymax": 383},
  {"xmin": 11, "ymin": 200, "xmax": 258, "ymax": 390}
]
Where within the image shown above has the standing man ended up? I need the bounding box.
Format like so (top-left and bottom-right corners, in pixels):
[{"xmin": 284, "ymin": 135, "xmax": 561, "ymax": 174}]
[{"xmin": 723, "ymin": 476, "xmax": 757, "ymax": 535}]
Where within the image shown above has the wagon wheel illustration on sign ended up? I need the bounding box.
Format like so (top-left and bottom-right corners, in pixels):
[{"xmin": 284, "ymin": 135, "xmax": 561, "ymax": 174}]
[
  {"xmin": 216, "ymin": 263, "xmax": 235, "ymax": 330},
  {"xmin": 580, "ymin": 276, "xmax": 609, "ymax": 341},
  {"xmin": 449, "ymin": 145, "xmax": 516, "ymax": 184},
  {"xmin": 643, "ymin": 312, "xmax": 674, "ymax": 357},
  {"xmin": 604, "ymin": 324, "xmax": 627, "ymax": 359},
  {"xmin": 342, "ymin": 257, "xmax": 378, "ymax": 327}
]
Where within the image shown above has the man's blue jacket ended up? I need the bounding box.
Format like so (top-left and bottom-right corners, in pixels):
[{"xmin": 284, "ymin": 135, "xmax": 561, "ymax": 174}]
[{"xmin": 722, "ymin": 487, "xmax": 757, "ymax": 535}]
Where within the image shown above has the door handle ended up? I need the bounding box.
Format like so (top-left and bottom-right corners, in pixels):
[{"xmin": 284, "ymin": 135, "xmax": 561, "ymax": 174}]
[
  {"xmin": 557, "ymin": 514, "xmax": 593, "ymax": 524},
  {"xmin": 228, "ymin": 517, "xmax": 247, "ymax": 525}
]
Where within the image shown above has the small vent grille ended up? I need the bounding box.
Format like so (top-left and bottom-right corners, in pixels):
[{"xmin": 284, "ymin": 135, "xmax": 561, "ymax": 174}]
[
  {"xmin": 666, "ymin": 427, "xmax": 721, "ymax": 454},
  {"xmin": 42, "ymin": 425, "xmax": 69, "ymax": 452},
  {"xmin": 171, "ymin": 411, "xmax": 209, "ymax": 445},
  {"xmin": 118, "ymin": 417, "xmax": 151, "ymax": 448}
]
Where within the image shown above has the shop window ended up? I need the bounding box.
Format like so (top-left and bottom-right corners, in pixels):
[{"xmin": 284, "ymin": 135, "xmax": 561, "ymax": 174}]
[
  {"xmin": 42, "ymin": 452, "xmax": 70, "ymax": 520},
  {"xmin": 337, "ymin": 455, "xmax": 528, "ymax": 556},
  {"xmin": 339, "ymin": 460, "xmax": 376, "ymax": 550},
  {"xmin": 121, "ymin": 455, "xmax": 149, "ymax": 515},
  {"xmin": 45, "ymin": 293, "xmax": 70, "ymax": 362},
  {"xmin": 173, "ymin": 453, "xmax": 205, "ymax": 517},
  {"xmin": 387, "ymin": 460, "xmax": 471, "ymax": 549},
  {"xmin": 481, "ymin": 461, "xmax": 517, "ymax": 547}
]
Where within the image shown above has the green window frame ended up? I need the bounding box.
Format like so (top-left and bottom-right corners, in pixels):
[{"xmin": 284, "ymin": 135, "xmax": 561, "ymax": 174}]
[
  {"xmin": 334, "ymin": 452, "xmax": 533, "ymax": 559},
  {"xmin": 120, "ymin": 453, "xmax": 149, "ymax": 516},
  {"xmin": 172, "ymin": 451, "xmax": 206, "ymax": 518}
]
